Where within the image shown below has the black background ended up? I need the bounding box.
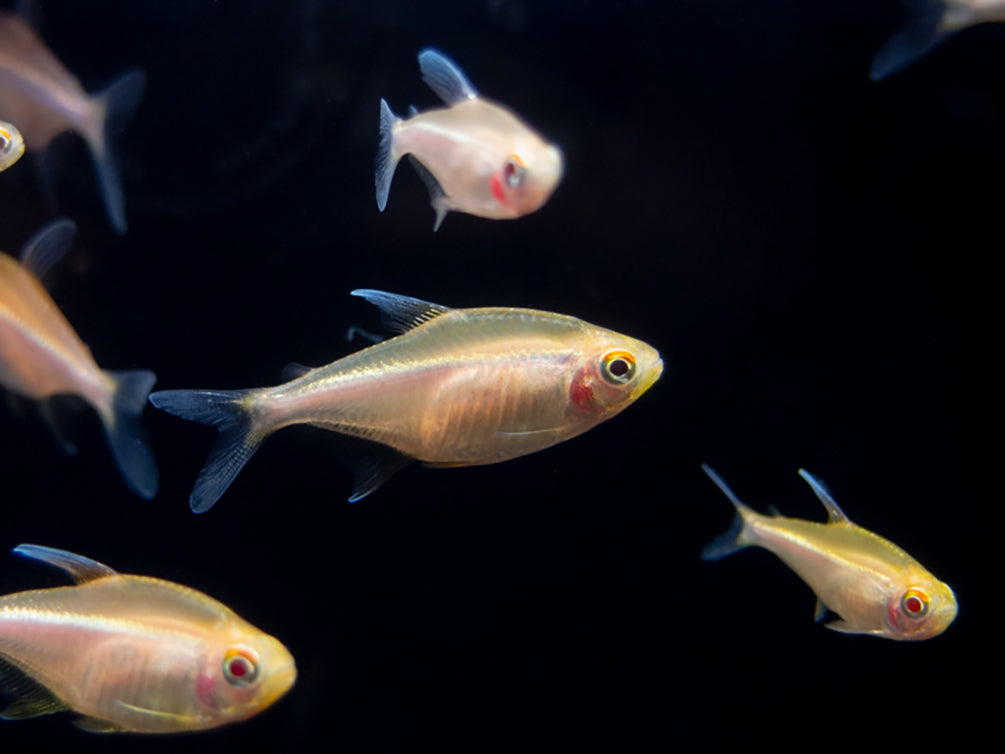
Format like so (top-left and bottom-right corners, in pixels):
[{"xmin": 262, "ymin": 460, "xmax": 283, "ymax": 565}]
[{"xmin": 0, "ymin": 0, "xmax": 997, "ymax": 750}]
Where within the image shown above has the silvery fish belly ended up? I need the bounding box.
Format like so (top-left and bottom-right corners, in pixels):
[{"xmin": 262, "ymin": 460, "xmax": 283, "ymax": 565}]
[
  {"xmin": 0, "ymin": 545, "xmax": 296, "ymax": 733},
  {"xmin": 150, "ymin": 289, "xmax": 663, "ymax": 513}
]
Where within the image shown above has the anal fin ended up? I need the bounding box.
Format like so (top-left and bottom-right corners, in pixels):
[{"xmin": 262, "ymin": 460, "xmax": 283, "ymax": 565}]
[{"xmin": 0, "ymin": 657, "xmax": 70, "ymax": 720}]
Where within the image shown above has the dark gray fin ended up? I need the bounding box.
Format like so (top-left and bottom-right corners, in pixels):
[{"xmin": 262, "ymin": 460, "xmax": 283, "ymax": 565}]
[
  {"xmin": 13, "ymin": 544, "xmax": 118, "ymax": 583},
  {"xmin": 870, "ymin": 0, "xmax": 952, "ymax": 81},
  {"xmin": 350, "ymin": 289, "xmax": 452, "ymax": 334},
  {"xmin": 406, "ymin": 155, "xmax": 449, "ymax": 231},
  {"xmin": 148, "ymin": 389, "xmax": 265, "ymax": 513},
  {"xmin": 814, "ymin": 599, "xmax": 829, "ymax": 623},
  {"xmin": 376, "ymin": 98, "xmax": 401, "ymax": 212},
  {"xmin": 407, "ymin": 104, "xmax": 420, "ymax": 117},
  {"xmin": 344, "ymin": 326, "xmax": 385, "ymax": 345},
  {"xmin": 87, "ymin": 69, "xmax": 146, "ymax": 234},
  {"xmin": 18, "ymin": 217, "xmax": 76, "ymax": 281},
  {"xmin": 0, "ymin": 657, "xmax": 70, "ymax": 719},
  {"xmin": 418, "ymin": 48, "xmax": 479, "ymax": 104},
  {"xmin": 797, "ymin": 469, "xmax": 850, "ymax": 524},
  {"xmin": 73, "ymin": 716, "xmax": 125, "ymax": 733},
  {"xmin": 102, "ymin": 370, "xmax": 159, "ymax": 499},
  {"xmin": 700, "ymin": 464, "xmax": 754, "ymax": 561},
  {"xmin": 329, "ymin": 436, "xmax": 413, "ymax": 503},
  {"xmin": 281, "ymin": 362, "xmax": 314, "ymax": 381}
]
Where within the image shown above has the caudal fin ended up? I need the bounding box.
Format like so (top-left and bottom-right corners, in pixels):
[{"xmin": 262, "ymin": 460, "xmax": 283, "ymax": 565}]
[
  {"xmin": 148, "ymin": 389, "xmax": 264, "ymax": 513},
  {"xmin": 375, "ymin": 98, "xmax": 401, "ymax": 212},
  {"xmin": 88, "ymin": 70, "xmax": 146, "ymax": 233},
  {"xmin": 871, "ymin": 0, "xmax": 953, "ymax": 81},
  {"xmin": 102, "ymin": 370, "xmax": 159, "ymax": 499}
]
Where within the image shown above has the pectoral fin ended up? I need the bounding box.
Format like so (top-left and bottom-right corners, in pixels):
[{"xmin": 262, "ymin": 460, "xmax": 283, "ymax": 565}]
[
  {"xmin": 823, "ymin": 619, "xmax": 883, "ymax": 636},
  {"xmin": 74, "ymin": 716, "xmax": 127, "ymax": 733}
]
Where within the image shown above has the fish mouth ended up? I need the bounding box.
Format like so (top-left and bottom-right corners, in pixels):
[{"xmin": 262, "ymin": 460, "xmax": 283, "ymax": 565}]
[
  {"xmin": 258, "ymin": 660, "xmax": 298, "ymax": 710},
  {"xmin": 633, "ymin": 358, "xmax": 664, "ymax": 399}
]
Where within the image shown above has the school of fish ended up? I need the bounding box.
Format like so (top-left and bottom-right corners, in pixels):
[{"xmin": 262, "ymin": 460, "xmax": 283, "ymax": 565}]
[{"xmin": 0, "ymin": 4, "xmax": 976, "ymax": 737}]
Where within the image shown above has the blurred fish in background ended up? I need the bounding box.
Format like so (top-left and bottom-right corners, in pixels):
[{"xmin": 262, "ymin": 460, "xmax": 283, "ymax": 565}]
[
  {"xmin": 0, "ymin": 218, "xmax": 158, "ymax": 498},
  {"xmin": 0, "ymin": 11, "xmax": 144, "ymax": 232}
]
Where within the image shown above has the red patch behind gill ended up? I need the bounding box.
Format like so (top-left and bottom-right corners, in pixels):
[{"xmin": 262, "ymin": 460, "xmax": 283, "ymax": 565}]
[
  {"xmin": 490, "ymin": 172, "xmax": 510, "ymax": 207},
  {"xmin": 195, "ymin": 672, "xmax": 217, "ymax": 709},
  {"xmin": 569, "ymin": 370, "xmax": 596, "ymax": 413}
]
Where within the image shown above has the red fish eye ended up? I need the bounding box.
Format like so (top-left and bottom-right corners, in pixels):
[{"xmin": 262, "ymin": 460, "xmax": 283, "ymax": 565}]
[
  {"xmin": 223, "ymin": 647, "xmax": 260, "ymax": 686},
  {"xmin": 601, "ymin": 350, "xmax": 637, "ymax": 385},
  {"xmin": 504, "ymin": 155, "xmax": 525, "ymax": 188},
  {"xmin": 901, "ymin": 588, "xmax": 929, "ymax": 618}
]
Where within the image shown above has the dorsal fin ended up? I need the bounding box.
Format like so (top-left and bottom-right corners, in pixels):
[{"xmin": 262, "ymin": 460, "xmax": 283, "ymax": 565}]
[
  {"xmin": 18, "ymin": 217, "xmax": 76, "ymax": 281},
  {"xmin": 13, "ymin": 544, "xmax": 118, "ymax": 584},
  {"xmin": 797, "ymin": 469, "xmax": 851, "ymax": 524},
  {"xmin": 418, "ymin": 48, "xmax": 478, "ymax": 105},
  {"xmin": 281, "ymin": 362, "xmax": 314, "ymax": 382},
  {"xmin": 350, "ymin": 289, "xmax": 452, "ymax": 334}
]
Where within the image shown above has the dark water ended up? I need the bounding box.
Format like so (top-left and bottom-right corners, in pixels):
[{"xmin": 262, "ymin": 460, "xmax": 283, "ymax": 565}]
[{"xmin": 0, "ymin": 0, "xmax": 997, "ymax": 750}]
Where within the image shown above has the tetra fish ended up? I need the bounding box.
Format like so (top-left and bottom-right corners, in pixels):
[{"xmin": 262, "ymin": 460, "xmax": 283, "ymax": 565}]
[
  {"xmin": 0, "ymin": 120, "xmax": 24, "ymax": 172},
  {"xmin": 701, "ymin": 464, "xmax": 957, "ymax": 640},
  {"xmin": 0, "ymin": 544, "xmax": 296, "ymax": 733},
  {"xmin": 0, "ymin": 218, "xmax": 158, "ymax": 498},
  {"xmin": 0, "ymin": 12, "xmax": 145, "ymax": 232},
  {"xmin": 150, "ymin": 289, "xmax": 662, "ymax": 512},
  {"xmin": 376, "ymin": 47, "xmax": 564, "ymax": 230}
]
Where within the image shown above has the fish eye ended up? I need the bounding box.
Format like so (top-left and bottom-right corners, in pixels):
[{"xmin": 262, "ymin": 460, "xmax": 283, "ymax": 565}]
[
  {"xmin": 223, "ymin": 646, "xmax": 260, "ymax": 686},
  {"xmin": 601, "ymin": 350, "xmax": 637, "ymax": 385},
  {"xmin": 901, "ymin": 588, "xmax": 930, "ymax": 619},
  {"xmin": 0, "ymin": 130, "xmax": 10, "ymax": 151},
  {"xmin": 504, "ymin": 155, "xmax": 525, "ymax": 188}
]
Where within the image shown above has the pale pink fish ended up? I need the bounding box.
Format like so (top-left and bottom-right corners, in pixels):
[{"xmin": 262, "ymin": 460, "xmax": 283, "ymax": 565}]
[
  {"xmin": 871, "ymin": 0, "xmax": 1005, "ymax": 79},
  {"xmin": 701, "ymin": 465, "xmax": 958, "ymax": 641},
  {"xmin": 0, "ymin": 11, "xmax": 145, "ymax": 232},
  {"xmin": 0, "ymin": 218, "xmax": 158, "ymax": 498},
  {"xmin": 376, "ymin": 47, "xmax": 564, "ymax": 231},
  {"xmin": 0, "ymin": 544, "xmax": 296, "ymax": 733},
  {"xmin": 149, "ymin": 289, "xmax": 662, "ymax": 512}
]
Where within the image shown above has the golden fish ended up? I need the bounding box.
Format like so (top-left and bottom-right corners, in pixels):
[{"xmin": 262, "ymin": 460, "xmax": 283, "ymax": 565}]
[
  {"xmin": 376, "ymin": 47, "xmax": 564, "ymax": 230},
  {"xmin": 150, "ymin": 289, "xmax": 662, "ymax": 512},
  {"xmin": 871, "ymin": 0, "xmax": 1005, "ymax": 80},
  {"xmin": 0, "ymin": 544, "xmax": 296, "ymax": 733},
  {"xmin": 0, "ymin": 119, "xmax": 24, "ymax": 171},
  {"xmin": 701, "ymin": 465, "xmax": 957, "ymax": 640},
  {"xmin": 0, "ymin": 218, "xmax": 158, "ymax": 498},
  {"xmin": 0, "ymin": 11, "xmax": 145, "ymax": 233}
]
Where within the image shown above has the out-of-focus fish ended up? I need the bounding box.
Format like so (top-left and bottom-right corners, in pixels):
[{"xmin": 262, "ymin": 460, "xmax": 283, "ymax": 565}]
[
  {"xmin": 376, "ymin": 47, "xmax": 564, "ymax": 231},
  {"xmin": 0, "ymin": 544, "xmax": 296, "ymax": 733},
  {"xmin": 0, "ymin": 218, "xmax": 158, "ymax": 498},
  {"xmin": 700, "ymin": 465, "xmax": 957, "ymax": 640},
  {"xmin": 150, "ymin": 289, "xmax": 662, "ymax": 512},
  {"xmin": 0, "ymin": 120, "xmax": 24, "ymax": 171},
  {"xmin": 871, "ymin": 0, "xmax": 1005, "ymax": 80},
  {"xmin": 0, "ymin": 12, "xmax": 145, "ymax": 233}
]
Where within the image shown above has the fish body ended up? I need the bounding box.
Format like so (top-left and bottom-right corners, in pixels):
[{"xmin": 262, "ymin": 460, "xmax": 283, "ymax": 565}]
[
  {"xmin": 0, "ymin": 120, "xmax": 24, "ymax": 171},
  {"xmin": 701, "ymin": 465, "xmax": 957, "ymax": 641},
  {"xmin": 0, "ymin": 218, "xmax": 158, "ymax": 498},
  {"xmin": 0, "ymin": 12, "xmax": 145, "ymax": 232},
  {"xmin": 377, "ymin": 48, "xmax": 563, "ymax": 230},
  {"xmin": 871, "ymin": 0, "xmax": 1005, "ymax": 79},
  {"xmin": 150, "ymin": 289, "xmax": 662, "ymax": 512},
  {"xmin": 0, "ymin": 545, "xmax": 296, "ymax": 733}
]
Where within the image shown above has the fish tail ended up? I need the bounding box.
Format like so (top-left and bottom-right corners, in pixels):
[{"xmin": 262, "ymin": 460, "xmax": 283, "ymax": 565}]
[
  {"xmin": 88, "ymin": 69, "xmax": 147, "ymax": 233},
  {"xmin": 375, "ymin": 98, "xmax": 401, "ymax": 211},
  {"xmin": 870, "ymin": 0, "xmax": 953, "ymax": 81},
  {"xmin": 102, "ymin": 369, "xmax": 159, "ymax": 500},
  {"xmin": 700, "ymin": 464, "xmax": 755, "ymax": 561},
  {"xmin": 148, "ymin": 389, "xmax": 266, "ymax": 513}
]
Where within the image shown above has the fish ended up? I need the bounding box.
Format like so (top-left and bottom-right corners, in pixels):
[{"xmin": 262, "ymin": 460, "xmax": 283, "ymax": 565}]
[
  {"xmin": 0, "ymin": 544, "xmax": 296, "ymax": 733},
  {"xmin": 0, "ymin": 217, "xmax": 158, "ymax": 498},
  {"xmin": 700, "ymin": 465, "xmax": 957, "ymax": 640},
  {"xmin": 871, "ymin": 0, "xmax": 1005, "ymax": 80},
  {"xmin": 376, "ymin": 47, "xmax": 564, "ymax": 231},
  {"xmin": 150, "ymin": 289, "xmax": 662, "ymax": 512},
  {"xmin": 0, "ymin": 120, "xmax": 24, "ymax": 172},
  {"xmin": 0, "ymin": 11, "xmax": 146, "ymax": 233}
]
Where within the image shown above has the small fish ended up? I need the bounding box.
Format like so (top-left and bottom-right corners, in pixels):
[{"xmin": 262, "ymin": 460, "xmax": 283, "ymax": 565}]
[
  {"xmin": 0, "ymin": 12, "xmax": 146, "ymax": 233},
  {"xmin": 0, "ymin": 120, "xmax": 24, "ymax": 172},
  {"xmin": 871, "ymin": 0, "xmax": 1005, "ymax": 80},
  {"xmin": 376, "ymin": 47, "xmax": 564, "ymax": 231},
  {"xmin": 0, "ymin": 544, "xmax": 296, "ymax": 733},
  {"xmin": 150, "ymin": 289, "xmax": 662, "ymax": 512},
  {"xmin": 701, "ymin": 465, "xmax": 957, "ymax": 640},
  {"xmin": 0, "ymin": 218, "xmax": 158, "ymax": 498}
]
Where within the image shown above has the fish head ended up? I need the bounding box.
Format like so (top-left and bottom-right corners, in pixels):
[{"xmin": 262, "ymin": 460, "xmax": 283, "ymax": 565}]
[
  {"xmin": 882, "ymin": 569, "xmax": 958, "ymax": 640},
  {"xmin": 194, "ymin": 631, "xmax": 297, "ymax": 723},
  {"xmin": 566, "ymin": 328, "xmax": 663, "ymax": 422},
  {"xmin": 492, "ymin": 137, "xmax": 564, "ymax": 217},
  {"xmin": 0, "ymin": 121, "xmax": 25, "ymax": 169}
]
